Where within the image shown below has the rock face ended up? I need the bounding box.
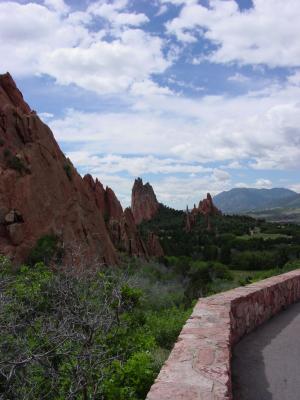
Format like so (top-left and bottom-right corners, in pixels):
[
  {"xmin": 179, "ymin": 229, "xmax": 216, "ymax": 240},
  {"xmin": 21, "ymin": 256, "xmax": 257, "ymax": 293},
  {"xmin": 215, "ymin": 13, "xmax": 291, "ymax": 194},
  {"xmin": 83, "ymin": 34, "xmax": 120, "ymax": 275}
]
[
  {"xmin": 131, "ymin": 178, "xmax": 159, "ymax": 224},
  {"xmin": 147, "ymin": 232, "xmax": 164, "ymax": 258},
  {"xmin": 84, "ymin": 174, "xmax": 149, "ymax": 258},
  {"xmin": 0, "ymin": 72, "xmax": 164, "ymax": 266},
  {"xmin": 184, "ymin": 206, "xmax": 196, "ymax": 233},
  {"xmin": 0, "ymin": 72, "xmax": 119, "ymax": 266},
  {"xmin": 198, "ymin": 193, "xmax": 221, "ymax": 217},
  {"xmin": 185, "ymin": 193, "xmax": 221, "ymax": 232}
]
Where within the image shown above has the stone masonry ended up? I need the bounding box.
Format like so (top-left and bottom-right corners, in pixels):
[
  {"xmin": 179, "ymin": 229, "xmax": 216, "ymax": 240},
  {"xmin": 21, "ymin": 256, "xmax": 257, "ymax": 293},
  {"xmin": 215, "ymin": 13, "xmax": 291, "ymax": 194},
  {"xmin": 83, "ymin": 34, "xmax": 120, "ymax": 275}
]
[{"xmin": 146, "ymin": 269, "xmax": 300, "ymax": 400}]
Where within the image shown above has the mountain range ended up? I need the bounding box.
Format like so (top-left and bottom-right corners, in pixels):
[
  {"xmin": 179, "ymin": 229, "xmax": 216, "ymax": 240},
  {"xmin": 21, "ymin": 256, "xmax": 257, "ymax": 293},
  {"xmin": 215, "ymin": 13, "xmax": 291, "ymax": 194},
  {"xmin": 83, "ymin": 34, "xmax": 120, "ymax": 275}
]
[{"xmin": 213, "ymin": 188, "xmax": 300, "ymax": 219}]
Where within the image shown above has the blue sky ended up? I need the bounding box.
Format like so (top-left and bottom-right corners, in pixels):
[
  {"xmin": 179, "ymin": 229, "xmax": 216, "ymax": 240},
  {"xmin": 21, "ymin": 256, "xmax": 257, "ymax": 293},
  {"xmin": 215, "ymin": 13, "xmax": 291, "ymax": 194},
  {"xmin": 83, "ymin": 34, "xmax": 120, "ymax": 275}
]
[{"xmin": 2, "ymin": 0, "xmax": 300, "ymax": 209}]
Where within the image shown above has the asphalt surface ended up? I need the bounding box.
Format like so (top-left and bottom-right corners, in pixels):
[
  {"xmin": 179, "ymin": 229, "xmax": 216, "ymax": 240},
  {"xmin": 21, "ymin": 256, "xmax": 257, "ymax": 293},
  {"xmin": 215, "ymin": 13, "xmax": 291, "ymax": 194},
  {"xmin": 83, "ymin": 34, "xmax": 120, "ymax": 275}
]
[{"xmin": 232, "ymin": 302, "xmax": 300, "ymax": 400}]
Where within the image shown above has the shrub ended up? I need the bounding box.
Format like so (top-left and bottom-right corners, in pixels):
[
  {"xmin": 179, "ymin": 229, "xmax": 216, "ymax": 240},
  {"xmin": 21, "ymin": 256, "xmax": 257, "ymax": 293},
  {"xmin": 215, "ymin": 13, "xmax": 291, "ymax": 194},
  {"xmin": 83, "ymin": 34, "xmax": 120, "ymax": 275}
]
[
  {"xmin": 145, "ymin": 307, "xmax": 190, "ymax": 349},
  {"xmin": 209, "ymin": 262, "xmax": 233, "ymax": 281},
  {"xmin": 103, "ymin": 352, "xmax": 159, "ymax": 400},
  {"xmin": 27, "ymin": 234, "xmax": 62, "ymax": 266},
  {"xmin": 231, "ymin": 250, "xmax": 278, "ymax": 270},
  {"xmin": 3, "ymin": 148, "xmax": 29, "ymax": 173},
  {"xmin": 63, "ymin": 162, "xmax": 72, "ymax": 180}
]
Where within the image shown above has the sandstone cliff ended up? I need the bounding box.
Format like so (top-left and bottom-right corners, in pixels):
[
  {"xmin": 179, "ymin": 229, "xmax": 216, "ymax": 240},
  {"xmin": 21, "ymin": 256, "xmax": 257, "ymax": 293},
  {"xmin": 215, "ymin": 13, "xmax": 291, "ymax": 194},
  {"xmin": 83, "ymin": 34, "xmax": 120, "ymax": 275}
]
[
  {"xmin": 0, "ymin": 72, "xmax": 119, "ymax": 266},
  {"xmin": 0, "ymin": 73, "xmax": 165, "ymax": 265},
  {"xmin": 131, "ymin": 178, "xmax": 159, "ymax": 224},
  {"xmin": 147, "ymin": 232, "xmax": 164, "ymax": 258},
  {"xmin": 84, "ymin": 174, "xmax": 149, "ymax": 258}
]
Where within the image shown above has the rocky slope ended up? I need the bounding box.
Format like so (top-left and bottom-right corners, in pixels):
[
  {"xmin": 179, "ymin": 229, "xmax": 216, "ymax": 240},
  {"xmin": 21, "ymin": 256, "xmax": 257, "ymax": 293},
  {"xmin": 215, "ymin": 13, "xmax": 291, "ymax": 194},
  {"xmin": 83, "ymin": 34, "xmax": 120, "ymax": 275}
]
[
  {"xmin": 0, "ymin": 72, "xmax": 120, "ymax": 266},
  {"xmin": 84, "ymin": 174, "xmax": 150, "ymax": 258},
  {"xmin": 131, "ymin": 178, "xmax": 159, "ymax": 224},
  {"xmin": 0, "ymin": 73, "xmax": 164, "ymax": 266}
]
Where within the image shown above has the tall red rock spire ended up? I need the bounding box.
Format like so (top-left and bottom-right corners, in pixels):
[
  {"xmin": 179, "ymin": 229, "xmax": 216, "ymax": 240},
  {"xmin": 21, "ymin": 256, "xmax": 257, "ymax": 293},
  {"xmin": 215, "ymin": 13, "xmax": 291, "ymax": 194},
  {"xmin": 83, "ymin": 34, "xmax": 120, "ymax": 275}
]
[
  {"xmin": 84, "ymin": 174, "xmax": 149, "ymax": 258},
  {"xmin": 198, "ymin": 193, "xmax": 221, "ymax": 217},
  {"xmin": 131, "ymin": 178, "xmax": 159, "ymax": 224},
  {"xmin": 185, "ymin": 193, "xmax": 221, "ymax": 232}
]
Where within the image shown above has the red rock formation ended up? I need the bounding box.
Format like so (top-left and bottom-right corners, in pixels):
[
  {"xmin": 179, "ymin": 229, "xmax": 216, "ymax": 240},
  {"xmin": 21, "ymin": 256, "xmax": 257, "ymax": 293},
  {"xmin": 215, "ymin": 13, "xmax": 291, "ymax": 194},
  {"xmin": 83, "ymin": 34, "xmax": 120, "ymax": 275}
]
[
  {"xmin": 120, "ymin": 208, "xmax": 149, "ymax": 257},
  {"xmin": 83, "ymin": 174, "xmax": 106, "ymax": 213},
  {"xmin": 105, "ymin": 187, "xmax": 123, "ymax": 220},
  {"xmin": 0, "ymin": 73, "xmax": 163, "ymax": 265},
  {"xmin": 0, "ymin": 72, "xmax": 31, "ymax": 114},
  {"xmin": 185, "ymin": 193, "xmax": 221, "ymax": 232},
  {"xmin": 184, "ymin": 206, "xmax": 196, "ymax": 233},
  {"xmin": 0, "ymin": 72, "xmax": 118, "ymax": 266},
  {"xmin": 83, "ymin": 175, "xmax": 123, "ymax": 221},
  {"xmin": 84, "ymin": 175, "xmax": 149, "ymax": 258},
  {"xmin": 131, "ymin": 178, "xmax": 159, "ymax": 224},
  {"xmin": 198, "ymin": 193, "xmax": 221, "ymax": 217},
  {"xmin": 147, "ymin": 232, "xmax": 164, "ymax": 258}
]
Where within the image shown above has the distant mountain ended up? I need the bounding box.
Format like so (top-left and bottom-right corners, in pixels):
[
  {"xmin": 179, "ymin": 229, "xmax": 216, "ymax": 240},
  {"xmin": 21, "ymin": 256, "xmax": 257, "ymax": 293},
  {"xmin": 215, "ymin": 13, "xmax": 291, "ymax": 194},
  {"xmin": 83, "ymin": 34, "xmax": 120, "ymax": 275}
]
[{"xmin": 213, "ymin": 188, "xmax": 300, "ymax": 214}]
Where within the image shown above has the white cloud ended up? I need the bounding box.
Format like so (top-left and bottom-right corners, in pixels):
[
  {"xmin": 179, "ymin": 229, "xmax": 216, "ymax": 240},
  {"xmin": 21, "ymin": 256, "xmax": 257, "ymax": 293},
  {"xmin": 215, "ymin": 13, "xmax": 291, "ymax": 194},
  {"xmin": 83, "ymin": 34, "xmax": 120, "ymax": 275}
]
[
  {"xmin": 66, "ymin": 152, "xmax": 212, "ymax": 176},
  {"xmin": 161, "ymin": 0, "xmax": 198, "ymax": 6},
  {"xmin": 88, "ymin": 0, "xmax": 149, "ymax": 27},
  {"xmin": 288, "ymin": 70, "xmax": 300, "ymax": 86},
  {"xmin": 228, "ymin": 73, "xmax": 250, "ymax": 83},
  {"xmin": 40, "ymin": 29, "xmax": 169, "ymax": 94},
  {"xmin": 224, "ymin": 161, "xmax": 245, "ymax": 169},
  {"xmin": 166, "ymin": 0, "xmax": 300, "ymax": 68},
  {"xmin": 39, "ymin": 112, "xmax": 54, "ymax": 121},
  {"xmin": 63, "ymin": 154, "xmax": 227, "ymax": 209},
  {"xmin": 154, "ymin": 174, "xmax": 232, "ymax": 209},
  {"xmin": 0, "ymin": 1, "xmax": 170, "ymax": 94},
  {"xmin": 155, "ymin": 5, "xmax": 168, "ymax": 16},
  {"xmin": 234, "ymin": 179, "xmax": 273, "ymax": 190},
  {"xmin": 130, "ymin": 79, "xmax": 173, "ymax": 96},
  {"xmin": 288, "ymin": 183, "xmax": 300, "ymax": 194},
  {"xmin": 3, "ymin": 0, "xmax": 300, "ymax": 209},
  {"xmin": 48, "ymin": 79, "xmax": 300, "ymax": 172},
  {"xmin": 234, "ymin": 182, "xmax": 249, "ymax": 189},
  {"xmin": 254, "ymin": 179, "xmax": 273, "ymax": 189},
  {"xmin": 44, "ymin": 0, "xmax": 69, "ymax": 14},
  {"xmin": 212, "ymin": 169, "xmax": 231, "ymax": 182}
]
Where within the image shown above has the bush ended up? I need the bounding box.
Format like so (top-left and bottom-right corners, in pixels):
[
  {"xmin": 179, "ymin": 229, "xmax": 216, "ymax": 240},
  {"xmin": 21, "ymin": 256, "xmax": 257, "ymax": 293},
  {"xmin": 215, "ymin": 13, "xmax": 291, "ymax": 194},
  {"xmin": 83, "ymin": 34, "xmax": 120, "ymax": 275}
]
[
  {"xmin": 231, "ymin": 250, "xmax": 278, "ymax": 270},
  {"xmin": 27, "ymin": 234, "xmax": 62, "ymax": 266},
  {"xmin": 3, "ymin": 148, "xmax": 29, "ymax": 173},
  {"xmin": 209, "ymin": 262, "xmax": 233, "ymax": 281},
  {"xmin": 0, "ymin": 258, "xmax": 191, "ymax": 399},
  {"xmin": 63, "ymin": 162, "xmax": 72, "ymax": 180},
  {"xmin": 145, "ymin": 307, "xmax": 189, "ymax": 349},
  {"xmin": 103, "ymin": 352, "xmax": 159, "ymax": 400}
]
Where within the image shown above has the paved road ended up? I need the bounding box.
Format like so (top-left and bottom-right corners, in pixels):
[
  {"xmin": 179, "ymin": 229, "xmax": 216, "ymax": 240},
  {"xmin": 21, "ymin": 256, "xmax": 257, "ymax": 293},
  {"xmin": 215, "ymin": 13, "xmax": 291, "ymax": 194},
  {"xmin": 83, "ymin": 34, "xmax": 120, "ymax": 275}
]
[{"xmin": 232, "ymin": 302, "xmax": 300, "ymax": 400}]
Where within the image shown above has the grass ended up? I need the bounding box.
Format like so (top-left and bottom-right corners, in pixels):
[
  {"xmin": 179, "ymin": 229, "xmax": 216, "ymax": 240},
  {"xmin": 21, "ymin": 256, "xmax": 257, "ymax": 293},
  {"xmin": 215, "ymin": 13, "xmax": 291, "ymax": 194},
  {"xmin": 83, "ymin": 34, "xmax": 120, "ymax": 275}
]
[{"xmin": 237, "ymin": 233, "xmax": 290, "ymax": 240}]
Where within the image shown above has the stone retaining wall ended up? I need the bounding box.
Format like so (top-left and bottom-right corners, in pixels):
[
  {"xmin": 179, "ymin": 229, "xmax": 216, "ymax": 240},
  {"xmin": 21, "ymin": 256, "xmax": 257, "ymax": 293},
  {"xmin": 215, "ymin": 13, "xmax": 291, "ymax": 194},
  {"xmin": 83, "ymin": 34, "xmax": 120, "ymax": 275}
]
[{"xmin": 146, "ymin": 269, "xmax": 300, "ymax": 400}]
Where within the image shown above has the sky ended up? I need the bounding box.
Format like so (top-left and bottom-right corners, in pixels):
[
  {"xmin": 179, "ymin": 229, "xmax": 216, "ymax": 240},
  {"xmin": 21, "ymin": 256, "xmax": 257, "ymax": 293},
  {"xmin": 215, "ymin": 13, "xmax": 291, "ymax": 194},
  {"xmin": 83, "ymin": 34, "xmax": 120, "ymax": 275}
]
[{"xmin": 2, "ymin": 0, "xmax": 300, "ymax": 209}]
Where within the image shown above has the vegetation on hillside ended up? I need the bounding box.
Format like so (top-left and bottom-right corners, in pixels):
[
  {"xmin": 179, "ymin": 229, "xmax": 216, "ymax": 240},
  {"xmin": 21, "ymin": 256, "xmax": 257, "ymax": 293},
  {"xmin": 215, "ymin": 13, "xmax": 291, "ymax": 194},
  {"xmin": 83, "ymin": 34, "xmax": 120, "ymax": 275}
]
[
  {"xmin": 141, "ymin": 205, "xmax": 300, "ymax": 271},
  {"xmin": 1, "ymin": 206, "xmax": 300, "ymax": 399}
]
